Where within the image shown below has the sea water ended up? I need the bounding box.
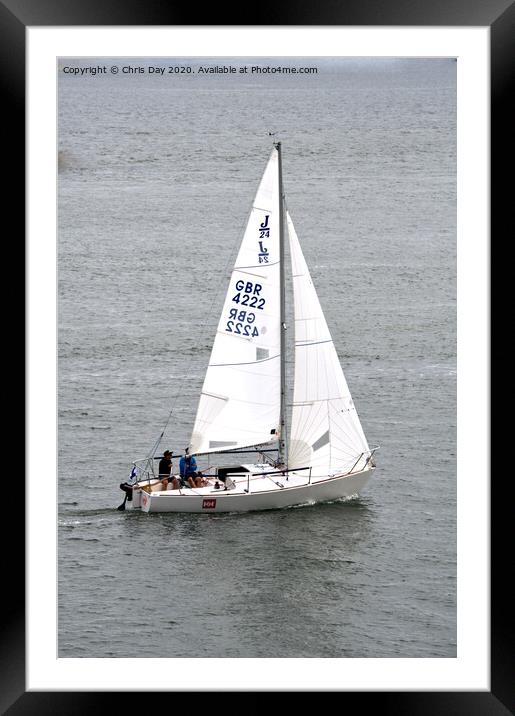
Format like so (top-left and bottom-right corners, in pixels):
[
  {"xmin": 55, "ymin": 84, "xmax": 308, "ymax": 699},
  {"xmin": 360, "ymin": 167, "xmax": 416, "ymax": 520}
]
[{"xmin": 57, "ymin": 58, "xmax": 456, "ymax": 658}]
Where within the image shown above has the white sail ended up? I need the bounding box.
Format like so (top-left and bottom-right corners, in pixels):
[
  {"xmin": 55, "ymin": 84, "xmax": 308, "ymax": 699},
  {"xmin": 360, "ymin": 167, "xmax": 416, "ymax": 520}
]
[
  {"xmin": 190, "ymin": 149, "xmax": 281, "ymax": 454},
  {"xmin": 287, "ymin": 212, "xmax": 370, "ymax": 475}
]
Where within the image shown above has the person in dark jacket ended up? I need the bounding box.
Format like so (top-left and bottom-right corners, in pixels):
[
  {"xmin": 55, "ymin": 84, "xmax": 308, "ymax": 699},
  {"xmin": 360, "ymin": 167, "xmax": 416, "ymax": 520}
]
[{"xmin": 158, "ymin": 450, "xmax": 179, "ymax": 490}]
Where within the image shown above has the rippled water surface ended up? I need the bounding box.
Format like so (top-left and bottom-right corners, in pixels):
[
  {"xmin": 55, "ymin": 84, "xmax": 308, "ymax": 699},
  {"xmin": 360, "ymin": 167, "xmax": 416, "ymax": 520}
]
[{"xmin": 58, "ymin": 58, "xmax": 456, "ymax": 658}]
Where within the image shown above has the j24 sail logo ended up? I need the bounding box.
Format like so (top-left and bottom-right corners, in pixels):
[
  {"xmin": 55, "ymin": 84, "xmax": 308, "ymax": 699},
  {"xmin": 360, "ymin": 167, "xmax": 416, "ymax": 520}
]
[{"xmin": 258, "ymin": 215, "xmax": 270, "ymax": 263}]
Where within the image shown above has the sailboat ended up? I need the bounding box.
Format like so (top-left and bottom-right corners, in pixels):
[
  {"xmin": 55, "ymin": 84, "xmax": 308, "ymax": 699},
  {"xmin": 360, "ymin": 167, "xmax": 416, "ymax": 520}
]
[{"xmin": 119, "ymin": 143, "xmax": 378, "ymax": 513}]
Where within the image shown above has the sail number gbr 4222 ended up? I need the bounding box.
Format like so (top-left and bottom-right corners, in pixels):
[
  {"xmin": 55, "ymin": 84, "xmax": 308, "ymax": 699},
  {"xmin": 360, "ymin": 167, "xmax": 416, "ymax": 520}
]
[{"xmin": 225, "ymin": 279, "xmax": 266, "ymax": 338}]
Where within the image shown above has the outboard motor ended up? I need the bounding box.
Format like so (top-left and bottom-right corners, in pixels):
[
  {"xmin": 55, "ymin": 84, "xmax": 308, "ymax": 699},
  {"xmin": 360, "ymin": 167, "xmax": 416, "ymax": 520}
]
[{"xmin": 117, "ymin": 482, "xmax": 133, "ymax": 511}]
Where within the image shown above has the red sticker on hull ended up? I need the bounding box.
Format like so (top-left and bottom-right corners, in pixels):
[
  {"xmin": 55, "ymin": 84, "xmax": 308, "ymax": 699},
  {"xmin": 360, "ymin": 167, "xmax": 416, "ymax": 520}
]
[{"xmin": 202, "ymin": 499, "xmax": 217, "ymax": 509}]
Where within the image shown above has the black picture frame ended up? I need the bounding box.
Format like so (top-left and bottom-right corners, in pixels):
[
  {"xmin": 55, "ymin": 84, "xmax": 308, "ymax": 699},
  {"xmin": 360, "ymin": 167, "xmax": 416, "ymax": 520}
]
[{"xmin": 6, "ymin": 1, "xmax": 508, "ymax": 712}]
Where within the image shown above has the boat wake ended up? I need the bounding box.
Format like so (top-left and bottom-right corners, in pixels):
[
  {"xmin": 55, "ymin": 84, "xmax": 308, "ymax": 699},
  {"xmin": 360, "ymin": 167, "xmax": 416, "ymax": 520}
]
[{"xmin": 59, "ymin": 507, "xmax": 117, "ymax": 522}]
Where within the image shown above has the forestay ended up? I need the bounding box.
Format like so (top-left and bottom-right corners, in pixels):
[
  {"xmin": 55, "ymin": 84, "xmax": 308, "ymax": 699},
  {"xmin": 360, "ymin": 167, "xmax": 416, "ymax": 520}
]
[
  {"xmin": 287, "ymin": 212, "xmax": 370, "ymax": 475},
  {"xmin": 190, "ymin": 149, "xmax": 281, "ymax": 454}
]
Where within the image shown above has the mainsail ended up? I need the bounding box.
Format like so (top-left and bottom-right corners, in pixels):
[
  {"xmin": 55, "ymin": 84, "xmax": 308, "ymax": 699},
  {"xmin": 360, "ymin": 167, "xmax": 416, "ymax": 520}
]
[
  {"xmin": 287, "ymin": 212, "xmax": 370, "ymax": 475},
  {"xmin": 190, "ymin": 149, "xmax": 281, "ymax": 454}
]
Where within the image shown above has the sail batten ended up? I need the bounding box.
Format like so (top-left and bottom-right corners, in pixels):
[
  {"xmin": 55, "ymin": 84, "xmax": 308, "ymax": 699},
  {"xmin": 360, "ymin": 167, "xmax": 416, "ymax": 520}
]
[
  {"xmin": 235, "ymin": 262, "xmax": 280, "ymax": 271},
  {"xmin": 295, "ymin": 339, "xmax": 333, "ymax": 347},
  {"xmin": 209, "ymin": 354, "xmax": 280, "ymax": 368}
]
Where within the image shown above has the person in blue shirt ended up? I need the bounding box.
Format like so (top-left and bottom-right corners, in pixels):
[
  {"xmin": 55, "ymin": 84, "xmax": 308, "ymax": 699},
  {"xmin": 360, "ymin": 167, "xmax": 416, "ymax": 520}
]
[{"xmin": 179, "ymin": 450, "xmax": 204, "ymax": 488}]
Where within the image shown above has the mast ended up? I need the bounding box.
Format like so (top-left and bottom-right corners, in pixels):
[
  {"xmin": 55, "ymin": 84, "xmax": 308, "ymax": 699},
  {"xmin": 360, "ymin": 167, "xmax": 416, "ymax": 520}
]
[{"xmin": 275, "ymin": 141, "xmax": 288, "ymax": 466}]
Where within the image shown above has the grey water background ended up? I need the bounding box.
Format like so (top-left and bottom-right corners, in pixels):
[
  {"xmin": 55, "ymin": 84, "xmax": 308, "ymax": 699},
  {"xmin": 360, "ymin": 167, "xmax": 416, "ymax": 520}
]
[{"xmin": 58, "ymin": 58, "xmax": 456, "ymax": 658}]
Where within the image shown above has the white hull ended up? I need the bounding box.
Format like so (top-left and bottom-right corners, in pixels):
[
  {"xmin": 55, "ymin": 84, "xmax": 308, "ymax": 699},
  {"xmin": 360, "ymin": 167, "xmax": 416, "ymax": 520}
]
[{"xmin": 127, "ymin": 467, "xmax": 374, "ymax": 514}]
